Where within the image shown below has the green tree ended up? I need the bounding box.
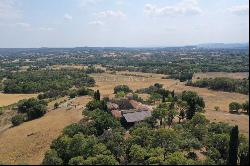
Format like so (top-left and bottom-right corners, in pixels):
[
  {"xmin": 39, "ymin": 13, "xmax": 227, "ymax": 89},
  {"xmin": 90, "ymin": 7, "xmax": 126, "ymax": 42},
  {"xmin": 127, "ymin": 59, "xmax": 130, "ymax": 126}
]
[
  {"xmin": 208, "ymin": 133, "xmax": 230, "ymax": 160},
  {"xmin": 129, "ymin": 144, "xmax": 147, "ymax": 164},
  {"xmin": 182, "ymin": 91, "xmax": 205, "ymax": 120},
  {"xmin": 50, "ymin": 135, "xmax": 72, "ymax": 163},
  {"xmin": 114, "ymin": 85, "xmax": 132, "ymax": 94},
  {"xmin": 228, "ymin": 125, "xmax": 239, "ymax": 165},
  {"xmin": 152, "ymin": 129, "xmax": 179, "ymax": 159},
  {"xmin": 85, "ymin": 100, "xmax": 103, "ymax": 111},
  {"xmin": 11, "ymin": 114, "xmax": 26, "ymax": 126},
  {"xmin": 68, "ymin": 156, "xmax": 85, "ymax": 165},
  {"xmin": 242, "ymin": 101, "xmax": 249, "ymax": 114},
  {"xmin": 164, "ymin": 152, "xmax": 191, "ymax": 165},
  {"xmin": 17, "ymin": 98, "xmax": 47, "ymax": 120},
  {"xmin": 84, "ymin": 155, "xmax": 119, "ymax": 165},
  {"xmin": 148, "ymin": 93, "xmax": 162, "ymax": 104},
  {"xmin": 94, "ymin": 90, "xmax": 101, "ymax": 101},
  {"xmin": 86, "ymin": 109, "xmax": 120, "ymax": 135},
  {"xmin": 42, "ymin": 149, "xmax": 63, "ymax": 165},
  {"xmin": 166, "ymin": 109, "xmax": 177, "ymax": 127},
  {"xmin": 229, "ymin": 102, "xmax": 242, "ymax": 113},
  {"xmin": 146, "ymin": 147, "xmax": 164, "ymax": 165}
]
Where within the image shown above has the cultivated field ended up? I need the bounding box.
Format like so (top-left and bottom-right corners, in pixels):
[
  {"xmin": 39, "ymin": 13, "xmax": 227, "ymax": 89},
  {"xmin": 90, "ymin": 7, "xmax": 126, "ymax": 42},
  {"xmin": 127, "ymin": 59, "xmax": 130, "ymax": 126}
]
[
  {"xmin": 0, "ymin": 93, "xmax": 38, "ymax": 107},
  {"xmin": 0, "ymin": 96, "xmax": 92, "ymax": 165},
  {"xmin": 90, "ymin": 71, "xmax": 249, "ymax": 135}
]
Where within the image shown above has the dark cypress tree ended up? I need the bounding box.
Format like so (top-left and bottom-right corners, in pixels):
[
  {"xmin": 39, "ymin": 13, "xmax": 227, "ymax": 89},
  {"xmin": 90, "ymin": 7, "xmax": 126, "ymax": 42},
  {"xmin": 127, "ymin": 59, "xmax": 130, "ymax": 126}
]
[
  {"xmin": 228, "ymin": 125, "xmax": 239, "ymax": 165},
  {"xmin": 94, "ymin": 90, "xmax": 101, "ymax": 101},
  {"xmin": 171, "ymin": 90, "xmax": 175, "ymax": 98},
  {"xmin": 162, "ymin": 95, "xmax": 166, "ymax": 103}
]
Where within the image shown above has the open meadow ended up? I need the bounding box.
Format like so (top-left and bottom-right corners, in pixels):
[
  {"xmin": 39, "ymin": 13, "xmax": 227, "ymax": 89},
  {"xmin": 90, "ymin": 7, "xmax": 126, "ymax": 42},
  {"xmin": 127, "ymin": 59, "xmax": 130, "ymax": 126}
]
[{"xmin": 0, "ymin": 93, "xmax": 38, "ymax": 107}]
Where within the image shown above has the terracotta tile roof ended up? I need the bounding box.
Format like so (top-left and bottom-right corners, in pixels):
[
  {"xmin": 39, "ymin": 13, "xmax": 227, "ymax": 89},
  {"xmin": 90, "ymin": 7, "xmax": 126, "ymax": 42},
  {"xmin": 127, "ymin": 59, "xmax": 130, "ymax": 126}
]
[{"xmin": 111, "ymin": 110, "xmax": 122, "ymax": 118}]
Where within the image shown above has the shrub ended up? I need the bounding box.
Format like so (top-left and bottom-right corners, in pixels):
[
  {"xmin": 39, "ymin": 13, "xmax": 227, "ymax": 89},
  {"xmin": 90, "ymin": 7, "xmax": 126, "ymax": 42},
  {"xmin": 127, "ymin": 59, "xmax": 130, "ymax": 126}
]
[
  {"xmin": 114, "ymin": 85, "xmax": 132, "ymax": 94},
  {"xmin": 54, "ymin": 102, "xmax": 59, "ymax": 109},
  {"xmin": 17, "ymin": 98, "xmax": 47, "ymax": 120},
  {"xmin": 69, "ymin": 90, "xmax": 77, "ymax": 98},
  {"xmin": 214, "ymin": 106, "xmax": 220, "ymax": 112},
  {"xmin": 77, "ymin": 87, "xmax": 90, "ymax": 96},
  {"xmin": 229, "ymin": 102, "xmax": 242, "ymax": 113},
  {"xmin": 11, "ymin": 114, "xmax": 27, "ymax": 126}
]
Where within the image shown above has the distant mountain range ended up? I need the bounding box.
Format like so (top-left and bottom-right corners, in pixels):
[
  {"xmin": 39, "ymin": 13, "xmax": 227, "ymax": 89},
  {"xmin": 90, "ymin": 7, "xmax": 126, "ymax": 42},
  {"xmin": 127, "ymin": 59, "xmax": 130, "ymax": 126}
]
[{"xmin": 197, "ymin": 43, "xmax": 249, "ymax": 49}]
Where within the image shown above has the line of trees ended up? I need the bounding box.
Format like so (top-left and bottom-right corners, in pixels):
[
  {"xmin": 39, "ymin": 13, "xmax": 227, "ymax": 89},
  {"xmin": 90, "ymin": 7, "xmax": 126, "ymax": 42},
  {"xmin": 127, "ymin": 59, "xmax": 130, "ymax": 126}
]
[
  {"xmin": 186, "ymin": 77, "xmax": 249, "ymax": 95},
  {"xmin": 3, "ymin": 69, "xmax": 95, "ymax": 94}
]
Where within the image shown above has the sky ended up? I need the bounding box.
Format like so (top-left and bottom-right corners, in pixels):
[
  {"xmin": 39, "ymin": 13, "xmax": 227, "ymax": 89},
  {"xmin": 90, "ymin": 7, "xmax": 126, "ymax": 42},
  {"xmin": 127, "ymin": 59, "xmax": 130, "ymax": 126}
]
[{"xmin": 0, "ymin": 0, "xmax": 249, "ymax": 47}]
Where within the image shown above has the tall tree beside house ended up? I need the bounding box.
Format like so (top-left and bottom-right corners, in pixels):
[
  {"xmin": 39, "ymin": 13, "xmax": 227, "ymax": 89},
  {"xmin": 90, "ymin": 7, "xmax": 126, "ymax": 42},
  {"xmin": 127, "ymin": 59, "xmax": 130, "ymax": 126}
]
[
  {"xmin": 94, "ymin": 90, "xmax": 101, "ymax": 101},
  {"xmin": 181, "ymin": 91, "xmax": 205, "ymax": 120},
  {"xmin": 228, "ymin": 125, "xmax": 239, "ymax": 165}
]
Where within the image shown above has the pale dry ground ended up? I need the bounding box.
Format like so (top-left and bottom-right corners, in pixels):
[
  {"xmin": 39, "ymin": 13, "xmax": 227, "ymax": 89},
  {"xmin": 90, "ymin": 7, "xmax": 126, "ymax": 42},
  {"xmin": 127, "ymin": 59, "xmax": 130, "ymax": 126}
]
[
  {"xmin": 51, "ymin": 64, "xmax": 87, "ymax": 70},
  {"xmin": 0, "ymin": 96, "xmax": 92, "ymax": 165},
  {"xmin": 90, "ymin": 71, "xmax": 249, "ymax": 135},
  {"xmin": 193, "ymin": 72, "xmax": 249, "ymax": 81},
  {"xmin": 0, "ymin": 93, "xmax": 38, "ymax": 107}
]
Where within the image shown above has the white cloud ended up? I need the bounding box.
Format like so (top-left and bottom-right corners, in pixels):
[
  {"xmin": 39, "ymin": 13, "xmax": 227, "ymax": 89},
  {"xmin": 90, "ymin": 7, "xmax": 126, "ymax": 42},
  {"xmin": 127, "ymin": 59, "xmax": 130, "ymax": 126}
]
[
  {"xmin": 144, "ymin": 0, "xmax": 202, "ymax": 17},
  {"xmin": 64, "ymin": 13, "xmax": 73, "ymax": 20},
  {"xmin": 79, "ymin": 0, "xmax": 101, "ymax": 7},
  {"xmin": 0, "ymin": 0, "xmax": 22, "ymax": 20},
  {"xmin": 88, "ymin": 20, "xmax": 104, "ymax": 26},
  {"xmin": 96, "ymin": 10, "xmax": 126, "ymax": 19},
  {"xmin": 228, "ymin": 5, "xmax": 249, "ymax": 15},
  {"xmin": 39, "ymin": 27, "xmax": 54, "ymax": 31},
  {"xmin": 16, "ymin": 22, "xmax": 31, "ymax": 28}
]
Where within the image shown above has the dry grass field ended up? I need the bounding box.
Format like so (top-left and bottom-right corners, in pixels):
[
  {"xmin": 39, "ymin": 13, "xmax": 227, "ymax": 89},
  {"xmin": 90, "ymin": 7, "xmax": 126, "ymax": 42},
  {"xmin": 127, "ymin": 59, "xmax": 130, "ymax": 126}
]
[
  {"xmin": 0, "ymin": 96, "xmax": 92, "ymax": 165},
  {"xmin": 193, "ymin": 72, "xmax": 249, "ymax": 81},
  {"xmin": 51, "ymin": 64, "xmax": 87, "ymax": 70},
  {"xmin": 90, "ymin": 71, "xmax": 249, "ymax": 135},
  {"xmin": 0, "ymin": 93, "xmax": 38, "ymax": 107}
]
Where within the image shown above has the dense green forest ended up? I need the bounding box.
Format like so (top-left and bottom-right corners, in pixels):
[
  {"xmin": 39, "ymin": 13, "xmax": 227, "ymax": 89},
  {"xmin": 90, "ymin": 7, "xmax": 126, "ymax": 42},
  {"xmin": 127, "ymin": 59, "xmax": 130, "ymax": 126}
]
[
  {"xmin": 0, "ymin": 47, "xmax": 248, "ymax": 82},
  {"xmin": 43, "ymin": 88, "xmax": 249, "ymax": 165},
  {"xmin": 186, "ymin": 77, "xmax": 249, "ymax": 95},
  {"xmin": 2, "ymin": 69, "xmax": 95, "ymax": 94}
]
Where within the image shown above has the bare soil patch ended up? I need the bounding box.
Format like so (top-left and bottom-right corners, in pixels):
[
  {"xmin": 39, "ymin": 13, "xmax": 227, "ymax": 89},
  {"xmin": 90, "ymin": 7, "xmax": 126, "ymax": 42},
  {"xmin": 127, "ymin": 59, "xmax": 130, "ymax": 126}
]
[{"xmin": 0, "ymin": 93, "xmax": 38, "ymax": 107}]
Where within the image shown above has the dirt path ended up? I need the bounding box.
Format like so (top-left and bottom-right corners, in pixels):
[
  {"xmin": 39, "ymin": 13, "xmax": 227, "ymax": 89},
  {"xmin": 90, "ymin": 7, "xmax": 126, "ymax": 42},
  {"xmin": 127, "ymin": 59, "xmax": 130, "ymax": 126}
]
[{"xmin": 0, "ymin": 96, "xmax": 91, "ymax": 165}]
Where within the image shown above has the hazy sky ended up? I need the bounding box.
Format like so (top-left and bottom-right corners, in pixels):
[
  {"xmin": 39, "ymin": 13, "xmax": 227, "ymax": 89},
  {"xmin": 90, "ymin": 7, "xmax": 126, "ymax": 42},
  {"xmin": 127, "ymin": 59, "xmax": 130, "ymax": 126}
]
[{"xmin": 0, "ymin": 0, "xmax": 249, "ymax": 47}]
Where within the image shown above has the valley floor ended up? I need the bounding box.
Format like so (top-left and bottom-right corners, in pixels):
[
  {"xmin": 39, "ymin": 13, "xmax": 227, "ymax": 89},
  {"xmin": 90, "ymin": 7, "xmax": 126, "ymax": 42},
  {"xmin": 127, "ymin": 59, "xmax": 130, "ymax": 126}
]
[{"xmin": 0, "ymin": 71, "xmax": 248, "ymax": 164}]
